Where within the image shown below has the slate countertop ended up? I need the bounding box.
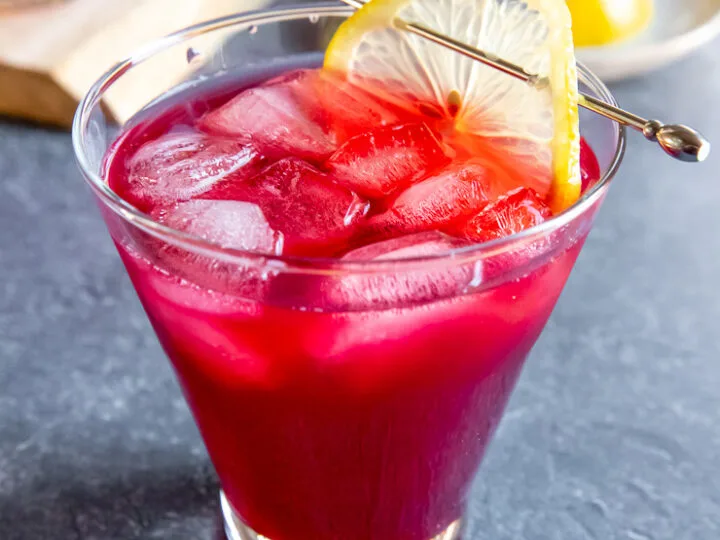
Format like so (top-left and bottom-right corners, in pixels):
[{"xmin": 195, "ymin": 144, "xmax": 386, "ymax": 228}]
[{"xmin": 1, "ymin": 39, "xmax": 719, "ymax": 540}]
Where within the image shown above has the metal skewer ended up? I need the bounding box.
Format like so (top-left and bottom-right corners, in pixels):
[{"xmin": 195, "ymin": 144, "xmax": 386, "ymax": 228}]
[{"xmin": 338, "ymin": 0, "xmax": 710, "ymax": 163}]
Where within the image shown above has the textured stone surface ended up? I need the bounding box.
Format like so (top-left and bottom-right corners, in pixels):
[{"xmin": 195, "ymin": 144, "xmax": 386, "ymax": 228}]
[{"xmin": 1, "ymin": 40, "xmax": 719, "ymax": 540}]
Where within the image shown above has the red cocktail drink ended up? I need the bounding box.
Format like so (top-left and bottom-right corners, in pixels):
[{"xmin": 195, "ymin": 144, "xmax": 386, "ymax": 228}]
[
  {"xmin": 73, "ymin": 6, "xmax": 623, "ymax": 540},
  {"xmin": 99, "ymin": 66, "xmax": 600, "ymax": 540}
]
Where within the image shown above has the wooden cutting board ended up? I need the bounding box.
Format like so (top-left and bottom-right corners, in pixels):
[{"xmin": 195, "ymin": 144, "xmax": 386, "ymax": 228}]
[{"xmin": 0, "ymin": 0, "xmax": 260, "ymax": 127}]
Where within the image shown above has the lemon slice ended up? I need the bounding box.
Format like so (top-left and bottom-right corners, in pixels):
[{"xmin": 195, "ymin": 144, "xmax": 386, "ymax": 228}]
[{"xmin": 325, "ymin": 0, "xmax": 581, "ymax": 212}]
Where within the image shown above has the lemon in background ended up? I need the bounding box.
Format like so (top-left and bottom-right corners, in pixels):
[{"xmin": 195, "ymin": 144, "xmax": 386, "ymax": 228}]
[{"xmin": 567, "ymin": 0, "xmax": 653, "ymax": 47}]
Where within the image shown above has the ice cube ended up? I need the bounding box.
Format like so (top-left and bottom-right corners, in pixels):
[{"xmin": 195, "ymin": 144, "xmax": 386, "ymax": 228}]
[
  {"xmin": 147, "ymin": 200, "xmax": 281, "ymax": 295},
  {"xmin": 326, "ymin": 122, "xmax": 450, "ymax": 198},
  {"xmin": 329, "ymin": 231, "xmax": 475, "ymax": 310},
  {"xmin": 366, "ymin": 161, "xmax": 509, "ymax": 238},
  {"xmin": 159, "ymin": 199, "xmax": 281, "ymax": 253},
  {"xmin": 312, "ymin": 70, "xmax": 403, "ymax": 142},
  {"xmin": 122, "ymin": 132, "xmax": 262, "ymax": 211},
  {"xmin": 259, "ymin": 69, "xmax": 404, "ymax": 143},
  {"xmin": 267, "ymin": 232, "xmax": 475, "ymax": 311},
  {"xmin": 229, "ymin": 158, "xmax": 369, "ymax": 256},
  {"xmin": 199, "ymin": 69, "xmax": 407, "ymax": 163},
  {"xmin": 458, "ymin": 187, "xmax": 551, "ymax": 243},
  {"xmin": 199, "ymin": 70, "xmax": 336, "ymax": 162},
  {"xmin": 343, "ymin": 231, "xmax": 468, "ymax": 261}
]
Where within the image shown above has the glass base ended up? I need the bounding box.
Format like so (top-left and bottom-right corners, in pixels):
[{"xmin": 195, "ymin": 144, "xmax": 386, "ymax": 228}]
[{"xmin": 220, "ymin": 491, "xmax": 464, "ymax": 540}]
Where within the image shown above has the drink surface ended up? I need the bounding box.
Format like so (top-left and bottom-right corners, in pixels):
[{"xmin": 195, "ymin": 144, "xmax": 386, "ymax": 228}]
[
  {"xmin": 105, "ymin": 63, "xmax": 601, "ymax": 540},
  {"xmin": 108, "ymin": 65, "xmax": 601, "ymax": 259}
]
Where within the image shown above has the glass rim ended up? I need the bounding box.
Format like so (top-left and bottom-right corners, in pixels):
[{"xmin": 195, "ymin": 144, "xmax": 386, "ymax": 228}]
[{"xmin": 72, "ymin": 2, "xmax": 626, "ymax": 272}]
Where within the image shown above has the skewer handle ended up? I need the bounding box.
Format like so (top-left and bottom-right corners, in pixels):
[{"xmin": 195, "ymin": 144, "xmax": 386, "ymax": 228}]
[{"xmin": 579, "ymin": 95, "xmax": 710, "ymax": 163}]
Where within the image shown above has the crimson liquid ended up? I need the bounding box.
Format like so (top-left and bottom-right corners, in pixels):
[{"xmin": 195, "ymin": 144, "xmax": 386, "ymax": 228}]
[{"xmin": 104, "ymin": 64, "xmax": 601, "ymax": 540}]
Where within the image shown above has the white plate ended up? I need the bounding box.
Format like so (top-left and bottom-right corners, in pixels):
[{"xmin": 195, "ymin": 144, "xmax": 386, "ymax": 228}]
[{"xmin": 576, "ymin": 0, "xmax": 720, "ymax": 82}]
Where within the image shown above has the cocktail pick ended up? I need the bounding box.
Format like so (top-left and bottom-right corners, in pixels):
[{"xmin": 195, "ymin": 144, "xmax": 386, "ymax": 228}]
[{"xmin": 337, "ymin": 0, "xmax": 710, "ymax": 163}]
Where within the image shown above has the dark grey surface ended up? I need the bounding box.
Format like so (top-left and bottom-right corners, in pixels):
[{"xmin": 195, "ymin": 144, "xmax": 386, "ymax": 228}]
[{"xmin": 1, "ymin": 43, "xmax": 720, "ymax": 540}]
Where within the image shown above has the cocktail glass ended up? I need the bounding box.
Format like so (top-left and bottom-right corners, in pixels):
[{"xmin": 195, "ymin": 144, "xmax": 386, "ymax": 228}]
[{"xmin": 72, "ymin": 5, "xmax": 625, "ymax": 540}]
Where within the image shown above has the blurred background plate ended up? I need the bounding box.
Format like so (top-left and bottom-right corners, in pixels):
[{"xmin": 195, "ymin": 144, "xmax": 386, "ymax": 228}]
[{"xmin": 576, "ymin": 0, "xmax": 720, "ymax": 82}]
